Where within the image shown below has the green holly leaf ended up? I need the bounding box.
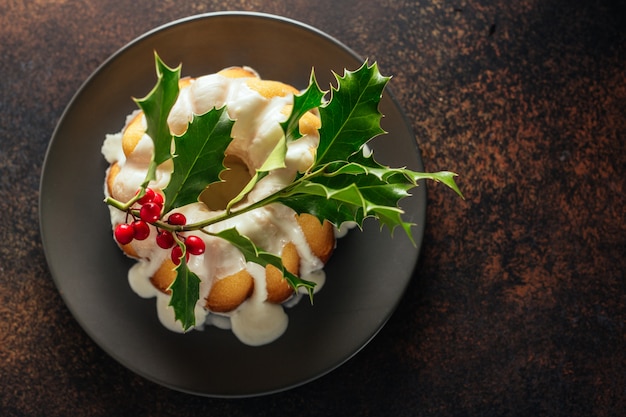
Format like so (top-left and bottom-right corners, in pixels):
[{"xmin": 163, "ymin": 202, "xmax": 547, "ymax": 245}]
[
  {"xmin": 279, "ymin": 168, "xmax": 415, "ymax": 241},
  {"xmin": 134, "ymin": 53, "xmax": 180, "ymax": 170},
  {"xmin": 315, "ymin": 61, "xmax": 389, "ymax": 166},
  {"xmin": 279, "ymin": 161, "xmax": 462, "ymax": 244},
  {"xmin": 280, "ymin": 70, "xmax": 325, "ymax": 142},
  {"xmin": 163, "ymin": 106, "xmax": 234, "ymax": 213},
  {"xmin": 212, "ymin": 228, "xmax": 317, "ymax": 299},
  {"xmin": 168, "ymin": 251, "xmax": 201, "ymax": 331},
  {"xmin": 344, "ymin": 150, "xmax": 464, "ymax": 197}
]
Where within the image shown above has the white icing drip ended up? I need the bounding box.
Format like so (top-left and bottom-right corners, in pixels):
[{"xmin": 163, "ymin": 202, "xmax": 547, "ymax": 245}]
[
  {"xmin": 230, "ymin": 263, "xmax": 289, "ymax": 346},
  {"xmin": 168, "ymin": 83, "xmax": 194, "ymax": 135},
  {"xmin": 264, "ymin": 204, "xmax": 323, "ymax": 275},
  {"xmin": 128, "ymin": 260, "xmax": 161, "ymax": 298},
  {"xmin": 205, "ymin": 313, "xmax": 231, "ymax": 330},
  {"xmin": 285, "ymin": 134, "xmax": 317, "ymax": 172},
  {"xmin": 101, "ymin": 133, "xmax": 124, "ymax": 164},
  {"xmin": 190, "ymin": 74, "xmax": 230, "ymax": 115},
  {"xmin": 335, "ymin": 221, "xmax": 358, "ymax": 239}
]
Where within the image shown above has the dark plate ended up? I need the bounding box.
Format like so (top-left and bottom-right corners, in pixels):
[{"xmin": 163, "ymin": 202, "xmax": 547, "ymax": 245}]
[{"xmin": 39, "ymin": 12, "xmax": 426, "ymax": 397}]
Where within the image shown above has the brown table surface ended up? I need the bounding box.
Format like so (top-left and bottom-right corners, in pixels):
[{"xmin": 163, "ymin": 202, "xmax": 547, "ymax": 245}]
[{"xmin": 1, "ymin": 1, "xmax": 625, "ymax": 416}]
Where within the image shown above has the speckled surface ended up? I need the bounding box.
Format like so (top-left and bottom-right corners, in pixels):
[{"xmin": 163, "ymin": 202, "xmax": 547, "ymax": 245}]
[{"xmin": 1, "ymin": 0, "xmax": 625, "ymax": 416}]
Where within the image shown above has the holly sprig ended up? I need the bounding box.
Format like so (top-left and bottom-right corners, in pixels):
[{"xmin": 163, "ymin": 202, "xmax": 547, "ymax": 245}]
[{"xmin": 105, "ymin": 52, "xmax": 462, "ymax": 331}]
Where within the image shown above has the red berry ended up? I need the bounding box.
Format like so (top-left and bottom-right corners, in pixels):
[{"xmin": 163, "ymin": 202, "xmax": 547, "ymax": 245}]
[
  {"xmin": 156, "ymin": 231, "xmax": 175, "ymax": 249},
  {"xmin": 152, "ymin": 192, "xmax": 164, "ymax": 206},
  {"xmin": 185, "ymin": 235, "xmax": 206, "ymax": 255},
  {"xmin": 132, "ymin": 220, "xmax": 150, "ymax": 240},
  {"xmin": 171, "ymin": 245, "xmax": 189, "ymax": 265},
  {"xmin": 137, "ymin": 188, "xmax": 155, "ymax": 205},
  {"xmin": 167, "ymin": 213, "xmax": 187, "ymax": 226},
  {"xmin": 114, "ymin": 223, "xmax": 135, "ymax": 245},
  {"xmin": 139, "ymin": 202, "xmax": 161, "ymax": 223}
]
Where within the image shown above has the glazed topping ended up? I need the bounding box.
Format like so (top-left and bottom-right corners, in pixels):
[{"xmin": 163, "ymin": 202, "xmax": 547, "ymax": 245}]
[{"xmin": 103, "ymin": 69, "xmax": 326, "ymax": 345}]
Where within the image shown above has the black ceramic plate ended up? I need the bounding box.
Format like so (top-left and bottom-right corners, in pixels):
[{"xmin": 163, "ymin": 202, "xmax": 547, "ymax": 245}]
[{"xmin": 39, "ymin": 12, "xmax": 426, "ymax": 397}]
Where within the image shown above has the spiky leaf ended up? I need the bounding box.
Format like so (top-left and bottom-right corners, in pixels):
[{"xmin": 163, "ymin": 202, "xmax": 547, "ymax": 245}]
[
  {"xmin": 168, "ymin": 252, "xmax": 201, "ymax": 331},
  {"xmin": 280, "ymin": 71, "xmax": 326, "ymax": 142},
  {"xmin": 279, "ymin": 168, "xmax": 415, "ymax": 240},
  {"xmin": 134, "ymin": 53, "xmax": 180, "ymax": 169},
  {"xmin": 344, "ymin": 150, "xmax": 464, "ymax": 197},
  {"xmin": 163, "ymin": 107, "xmax": 234, "ymax": 212},
  {"xmin": 315, "ymin": 61, "xmax": 389, "ymax": 166}
]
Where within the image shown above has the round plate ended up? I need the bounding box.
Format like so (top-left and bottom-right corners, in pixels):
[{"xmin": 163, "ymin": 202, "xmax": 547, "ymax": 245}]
[{"xmin": 39, "ymin": 12, "xmax": 426, "ymax": 397}]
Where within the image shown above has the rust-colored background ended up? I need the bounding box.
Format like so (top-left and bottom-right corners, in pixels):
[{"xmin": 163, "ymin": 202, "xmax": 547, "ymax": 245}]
[{"xmin": 1, "ymin": 1, "xmax": 624, "ymax": 416}]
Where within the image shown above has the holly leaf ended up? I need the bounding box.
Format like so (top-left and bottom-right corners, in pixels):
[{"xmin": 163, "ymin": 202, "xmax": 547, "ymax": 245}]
[
  {"xmin": 212, "ymin": 228, "xmax": 317, "ymax": 299},
  {"xmin": 134, "ymin": 52, "xmax": 180, "ymax": 170},
  {"xmin": 163, "ymin": 106, "xmax": 234, "ymax": 213},
  {"xmin": 279, "ymin": 168, "xmax": 416, "ymax": 241},
  {"xmin": 315, "ymin": 61, "xmax": 389, "ymax": 166},
  {"xmin": 277, "ymin": 127, "xmax": 462, "ymax": 243},
  {"xmin": 280, "ymin": 70, "xmax": 326, "ymax": 142},
  {"xmin": 344, "ymin": 150, "xmax": 464, "ymax": 197},
  {"xmin": 168, "ymin": 253, "xmax": 201, "ymax": 331}
]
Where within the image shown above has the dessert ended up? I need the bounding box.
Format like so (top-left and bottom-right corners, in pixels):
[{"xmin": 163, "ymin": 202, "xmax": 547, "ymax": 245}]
[
  {"xmin": 103, "ymin": 65, "xmax": 339, "ymax": 345},
  {"xmin": 102, "ymin": 54, "xmax": 462, "ymax": 346}
]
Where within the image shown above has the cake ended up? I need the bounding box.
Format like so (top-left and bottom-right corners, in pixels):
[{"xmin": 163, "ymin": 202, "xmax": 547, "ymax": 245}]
[{"xmin": 102, "ymin": 66, "xmax": 343, "ymax": 346}]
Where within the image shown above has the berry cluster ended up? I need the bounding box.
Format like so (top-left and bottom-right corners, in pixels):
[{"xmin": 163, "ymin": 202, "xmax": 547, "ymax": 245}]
[
  {"xmin": 155, "ymin": 212, "xmax": 206, "ymax": 265},
  {"xmin": 113, "ymin": 188, "xmax": 164, "ymax": 245},
  {"xmin": 113, "ymin": 188, "xmax": 206, "ymax": 265}
]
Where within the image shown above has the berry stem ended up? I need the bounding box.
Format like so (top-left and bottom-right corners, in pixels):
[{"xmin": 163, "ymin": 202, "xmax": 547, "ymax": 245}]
[
  {"xmin": 172, "ymin": 166, "xmax": 323, "ymax": 231},
  {"xmin": 105, "ymin": 189, "xmax": 147, "ymax": 212},
  {"xmin": 104, "ymin": 159, "xmax": 159, "ymax": 211}
]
